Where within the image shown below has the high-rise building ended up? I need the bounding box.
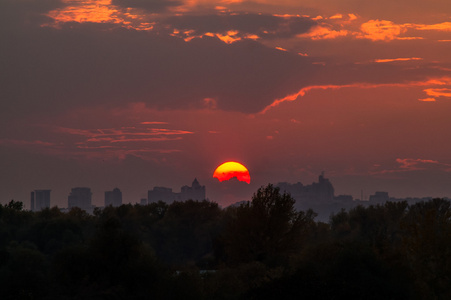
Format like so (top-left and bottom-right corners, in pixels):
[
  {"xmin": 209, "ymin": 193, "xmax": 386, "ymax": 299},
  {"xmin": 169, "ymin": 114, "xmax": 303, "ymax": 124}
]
[
  {"xmin": 148, "ymin": 187, "xmax": 177, "ymax": 204},
  {"xmin": 180, "ymin": 178, "xmax": 206, "ymax": 201},
  {"xmin": 105, "ymin": 188, "xmax": 122, "ymax": 207},
  {"xmin": 30, "ymin": 192, "xmax": 34, "ymax": 211},
  {"xmin": 277, "ymin": 173, "xmax": 335, "ymax": 204},
  {"xmin": 30, "ymin": 190, "xmax": 51, "ymax": 211},
  {"xmin": 369, "ymin": 191, "xmax": 390, "ymax": 204},
  {"xmin": 148, "ymin": 179, "xmax": 207, "ymax": 204},
  {"xmin": 68, "ymin": 187, "xmax": 92, "ymax": 211}
]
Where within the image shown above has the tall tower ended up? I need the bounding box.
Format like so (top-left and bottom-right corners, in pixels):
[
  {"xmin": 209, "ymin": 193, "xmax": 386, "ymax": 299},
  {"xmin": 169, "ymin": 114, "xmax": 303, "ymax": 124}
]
[
  {"xmin": 30, "ymin": 192, "xmax": 35, "ymax": 211},
  {"xmin": 30, "ymin": 190, "xmax": 51, "ymax": 211},
  {"xmin": 105, "ymin": 188, "xmax": 122, "ymax": 207},
  {"xmin": 180, "ymin": 178, "xmax": 206, "ymax": 201},
  {"xmin": 68, "ymin": 187, "xmax": 92, "ymax": 211}
]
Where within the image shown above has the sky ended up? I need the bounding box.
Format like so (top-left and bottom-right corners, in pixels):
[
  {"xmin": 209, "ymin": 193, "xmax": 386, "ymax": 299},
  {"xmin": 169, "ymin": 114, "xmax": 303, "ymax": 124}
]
[{"xmin": 1, "ymin": 0, "xmax": 451, "ymax": 208}]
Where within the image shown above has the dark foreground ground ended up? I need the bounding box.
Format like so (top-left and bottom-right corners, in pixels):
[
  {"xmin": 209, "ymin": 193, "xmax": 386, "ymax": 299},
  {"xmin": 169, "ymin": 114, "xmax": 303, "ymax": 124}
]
[{"xmin": 1, "ymin": 185, "xmax": 450, "ymax": 299}]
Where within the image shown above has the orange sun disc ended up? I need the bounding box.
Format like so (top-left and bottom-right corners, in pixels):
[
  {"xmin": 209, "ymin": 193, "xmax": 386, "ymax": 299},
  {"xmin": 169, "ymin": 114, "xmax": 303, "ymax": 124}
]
[{"xmin": 213, "ymin": 161, "xmax": 251, "ymax": 184}]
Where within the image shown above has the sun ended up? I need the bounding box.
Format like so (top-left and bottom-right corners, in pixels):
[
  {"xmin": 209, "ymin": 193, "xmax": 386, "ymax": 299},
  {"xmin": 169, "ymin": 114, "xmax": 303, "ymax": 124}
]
[{"xmin": 213, "ymin": 161, "xmax": 251, "ymax": 184}]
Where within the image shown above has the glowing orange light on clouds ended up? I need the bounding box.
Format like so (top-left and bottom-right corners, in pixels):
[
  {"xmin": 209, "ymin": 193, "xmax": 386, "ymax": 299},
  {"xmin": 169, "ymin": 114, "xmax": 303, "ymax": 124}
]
[
  {"xmin": 424, "ymin": 88, "xmax": 451, "ymax": 98},
  {"xmin": 47, "ymin": 0, "xmax": 120, "ymax": 24},
  {"xmin": 213, "ymin": 161, "xmax": 251, "ymax": 184},
  {"xmin": 261, "ymin": 77, "xmax": 451, "ymax": 113},
  {"xmin": 275, "ymin": 46, "xmax": 288, "ymax": 51},
  {"xmin": 299, "ymin": 26, "xmax": 348, "ymax": 40},
  {"xmin": 374, "ymin": 57, "xmax": 423, "ymax": 63},
  {"xmin": 46, "ymin": 0, "xmax": 154, "ymax": 30},
  {"xmin": 357, "ymin": 19, "xmax": 406, "ymax": 41}
]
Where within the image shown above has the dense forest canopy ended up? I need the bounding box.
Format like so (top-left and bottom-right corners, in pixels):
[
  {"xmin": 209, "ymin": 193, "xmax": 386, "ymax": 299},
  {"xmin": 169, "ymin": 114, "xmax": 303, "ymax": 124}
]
[{"xmin": 1, "ymin": 185, "xmax": 451, "ymax": 299}]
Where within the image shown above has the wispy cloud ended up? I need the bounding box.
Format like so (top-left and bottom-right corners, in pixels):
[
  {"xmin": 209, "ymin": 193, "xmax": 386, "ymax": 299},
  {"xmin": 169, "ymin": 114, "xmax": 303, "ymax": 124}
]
[
  {"xmin": 55, "ymin": 126, "xmax": 193, "ymax": 139},
  {"xmin": 261, "ymin": 77, "xmax": 451, "ymax": 113},
  {"xmin": 140, "ymin": 121, "xmax": 169, "ymax": 125},
  {"xmin": 2, "ymin": 123, "xmax": 193, "ymax": 161},
  {"xmin": 0, "ymin": 139, "xmax": 55, "ymax": 147},
  {"xmin": 374, "ymin": 57, "xmax": 423, "ymax": 63},
  {"xmin": 423, "ymin": 88, "xmax": 451, "ymax": 98},
  {"xmin": 415, "ymin": 22, "xmax": 451, "ymax": 31},
  {"xmin": 370, "ymin": 158, "xmax": 451, "ymax": 175}
]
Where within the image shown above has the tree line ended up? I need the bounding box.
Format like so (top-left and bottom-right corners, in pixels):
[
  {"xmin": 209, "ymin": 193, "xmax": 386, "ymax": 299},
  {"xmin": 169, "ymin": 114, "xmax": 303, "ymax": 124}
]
[{"xmin": 1, "ymin": 184, "xmax": 451, "ymax": 299}]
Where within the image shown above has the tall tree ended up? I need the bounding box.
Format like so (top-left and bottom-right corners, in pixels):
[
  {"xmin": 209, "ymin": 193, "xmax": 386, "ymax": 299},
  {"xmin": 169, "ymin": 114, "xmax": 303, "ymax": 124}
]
[{"xmin": 222, "ymin": 184, "xmax": 316, "ymax": 266}]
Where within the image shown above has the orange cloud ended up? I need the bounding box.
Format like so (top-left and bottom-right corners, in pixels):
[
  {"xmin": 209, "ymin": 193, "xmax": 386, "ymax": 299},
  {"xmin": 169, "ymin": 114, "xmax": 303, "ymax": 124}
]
[
  {"xmin": 397, "ymin": 158, "xmax": 443, "ymax": 170},
  {"xmin": 396, "ymin": 37, "xmax": 423, "ymax": 40},
  {"xmin": 141, "ymin": 121, "xmax": 169, "ymax": 125},
  {"xmin": 30, "ymin": 123, "xmax": 194, "ymax": 161},
  {"xmin": 423, "ymin": 88, "xmax": 451, "ymax": 98},
  {"xmin": 299, "ymin": 26, "xmax": 348, "ymax": 40},
  {"xmin": 46, "ymin": 0, "xmax": 154, "ymax": 30},
  {"xmin": 261, "ymin": 84, "xmax": 346, "ymax": 113},
  {"xmin": 47, "ymin": 0, "xmax": 120, "ymax": 24},
  {"xmin": 370, "ymin": 158, "xmax": 451, "ymax": 175},
  {"xmin": 216, "ymin": 30, "xmax": 241, "ymax": 44},
  {"xmin": 55, "ymin": 126, "xmax": 193, "ymax": 138},
  {"xmin": 109, "ymin": 137, "xmax": 182, "ymax": 143},
  {"xmin": 262, "ymin": 77, "xmax": 451, "ymax": 113},
  {"xmin": 357, "ymin": 19, "xmax": 406, "ymax": 41},
  {"xmin": 418, "ymin": 98, "xmax": 436, "ymax": 102},
  {"xmin": 374, "ymin": 57, "xmax": 423, "ymax": 63},
  {"xmin": 329, "ymin": 14, "xmax": 343, "ymax": 20},
  {"xmin": 415, "ymin": 22, "xmax": 451, "ymax": 31},
  {"xmin": 348, "ymin": 14, "xmax": 358, "ymax": 21}
]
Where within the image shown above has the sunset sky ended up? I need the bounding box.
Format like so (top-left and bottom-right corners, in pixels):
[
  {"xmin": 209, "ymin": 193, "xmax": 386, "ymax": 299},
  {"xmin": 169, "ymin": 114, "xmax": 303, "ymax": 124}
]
[{"xmin": 1, "ymin": 0, "xmax": 451, "ymax": 208}]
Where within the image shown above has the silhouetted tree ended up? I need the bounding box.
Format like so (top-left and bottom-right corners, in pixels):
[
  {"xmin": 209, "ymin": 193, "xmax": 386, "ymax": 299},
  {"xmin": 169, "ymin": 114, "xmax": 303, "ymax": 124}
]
[
  {"xmin": 222, "ymin": 184, "xmax": 316, "ymax": 266},
  {"xmin": 3, "ymin": 200, "xmax": 23, "ymax": 211},
  {"xmin": 156, "ymin": 200, "xmax": 222, "ymax": 267},
  {"xmin": 401, "ymin": 198, "xmax": 451, "ymax": 299}
]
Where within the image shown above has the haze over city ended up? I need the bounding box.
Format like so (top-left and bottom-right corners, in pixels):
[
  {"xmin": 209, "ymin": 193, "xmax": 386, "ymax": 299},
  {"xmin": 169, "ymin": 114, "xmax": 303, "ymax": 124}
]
[{"xmin": 2, "ymin": 0, "xmax": 451, "ymax": 208}]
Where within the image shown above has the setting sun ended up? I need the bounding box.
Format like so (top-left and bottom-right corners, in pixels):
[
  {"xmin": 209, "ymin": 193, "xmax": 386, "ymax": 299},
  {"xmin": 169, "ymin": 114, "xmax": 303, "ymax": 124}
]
[{"xmin": 213, "ymin": 161, "xmax": 251, "ymax": 184}]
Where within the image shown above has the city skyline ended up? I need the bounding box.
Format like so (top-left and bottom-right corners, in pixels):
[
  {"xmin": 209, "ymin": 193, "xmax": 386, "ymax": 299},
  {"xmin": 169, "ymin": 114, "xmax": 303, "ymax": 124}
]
[
  {"xmin": 20, "ymin": 173, "xmax": 442, "ymax": 212},
  {"xmin": 2, "ymin": 0, "xmax": 451, "ymax": 208}
]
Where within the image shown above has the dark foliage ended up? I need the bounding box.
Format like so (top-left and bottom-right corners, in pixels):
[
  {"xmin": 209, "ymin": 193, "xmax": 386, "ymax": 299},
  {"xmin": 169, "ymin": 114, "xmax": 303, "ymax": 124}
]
[{"xmin": 0, "ymin": 192, "xmax": 450, "ymax": 299}]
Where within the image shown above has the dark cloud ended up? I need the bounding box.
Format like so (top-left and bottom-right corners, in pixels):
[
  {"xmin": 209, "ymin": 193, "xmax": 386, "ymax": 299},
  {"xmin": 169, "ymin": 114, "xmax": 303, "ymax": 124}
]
[
  {"xmin": 0, "ymin": 21, "xmax": 318, "ymax": 119},
  {"xmin": 163, "ymin": 13, "xmax": 316, "ymax": 39},
  {"xmin": 112, "ymin": 0, "xmax": 182, "ymax": 12},
  {"xmin": 0, "ymin": 0, "xmax": 64, "ymax": 13},
  {"xmin": 0, "ymin": 0, "xmax": 64, "ymax": 29},
  {"xmin": 0, "ymin": 10, "xmax": 449, "ymax": 123}
]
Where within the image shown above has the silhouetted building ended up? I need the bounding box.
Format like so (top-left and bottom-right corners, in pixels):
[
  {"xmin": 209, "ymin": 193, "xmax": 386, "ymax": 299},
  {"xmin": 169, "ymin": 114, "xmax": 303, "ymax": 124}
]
[
  {"xmin": 277, "ymin": 173, "xmax": 336, "ymax": 221},
  {"xmin": 30, "ymin": 192, "xmax": 34, "ymax": 211},
  {"xmin": 148, "ymin": 179, "xmax": 206, "ymax": 204},
  {"xmin": 278, "ymin": 173, "xmax": 335, "ymax": 205},
  {"xmin": 105, "ymin": 188, "xmax": 122, "ymax": 207},
  {"xmin": 68, "ymin": 187, "xmax": 93, "ymax": 212},
  {"xmin": 180, "ymin": 178, "xmax": 206, "ymax": 201},
  {"xmin": 334, "ymin": 194, "xmax": 354, "ymax": 202},
  {"xmin": 148, "ymin": 187, "xmax": 177, "ymax": 204},
  {"xmin": 369, "ymin": 191, "xmax": 390, "ymax": 204},
  {"xmin": 140, "ymin": 198, "xmax": 148, "ymax": 205},
  {"xmin": 30, "ymin": 190, "xmax": 51, "ymax": 211}
]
